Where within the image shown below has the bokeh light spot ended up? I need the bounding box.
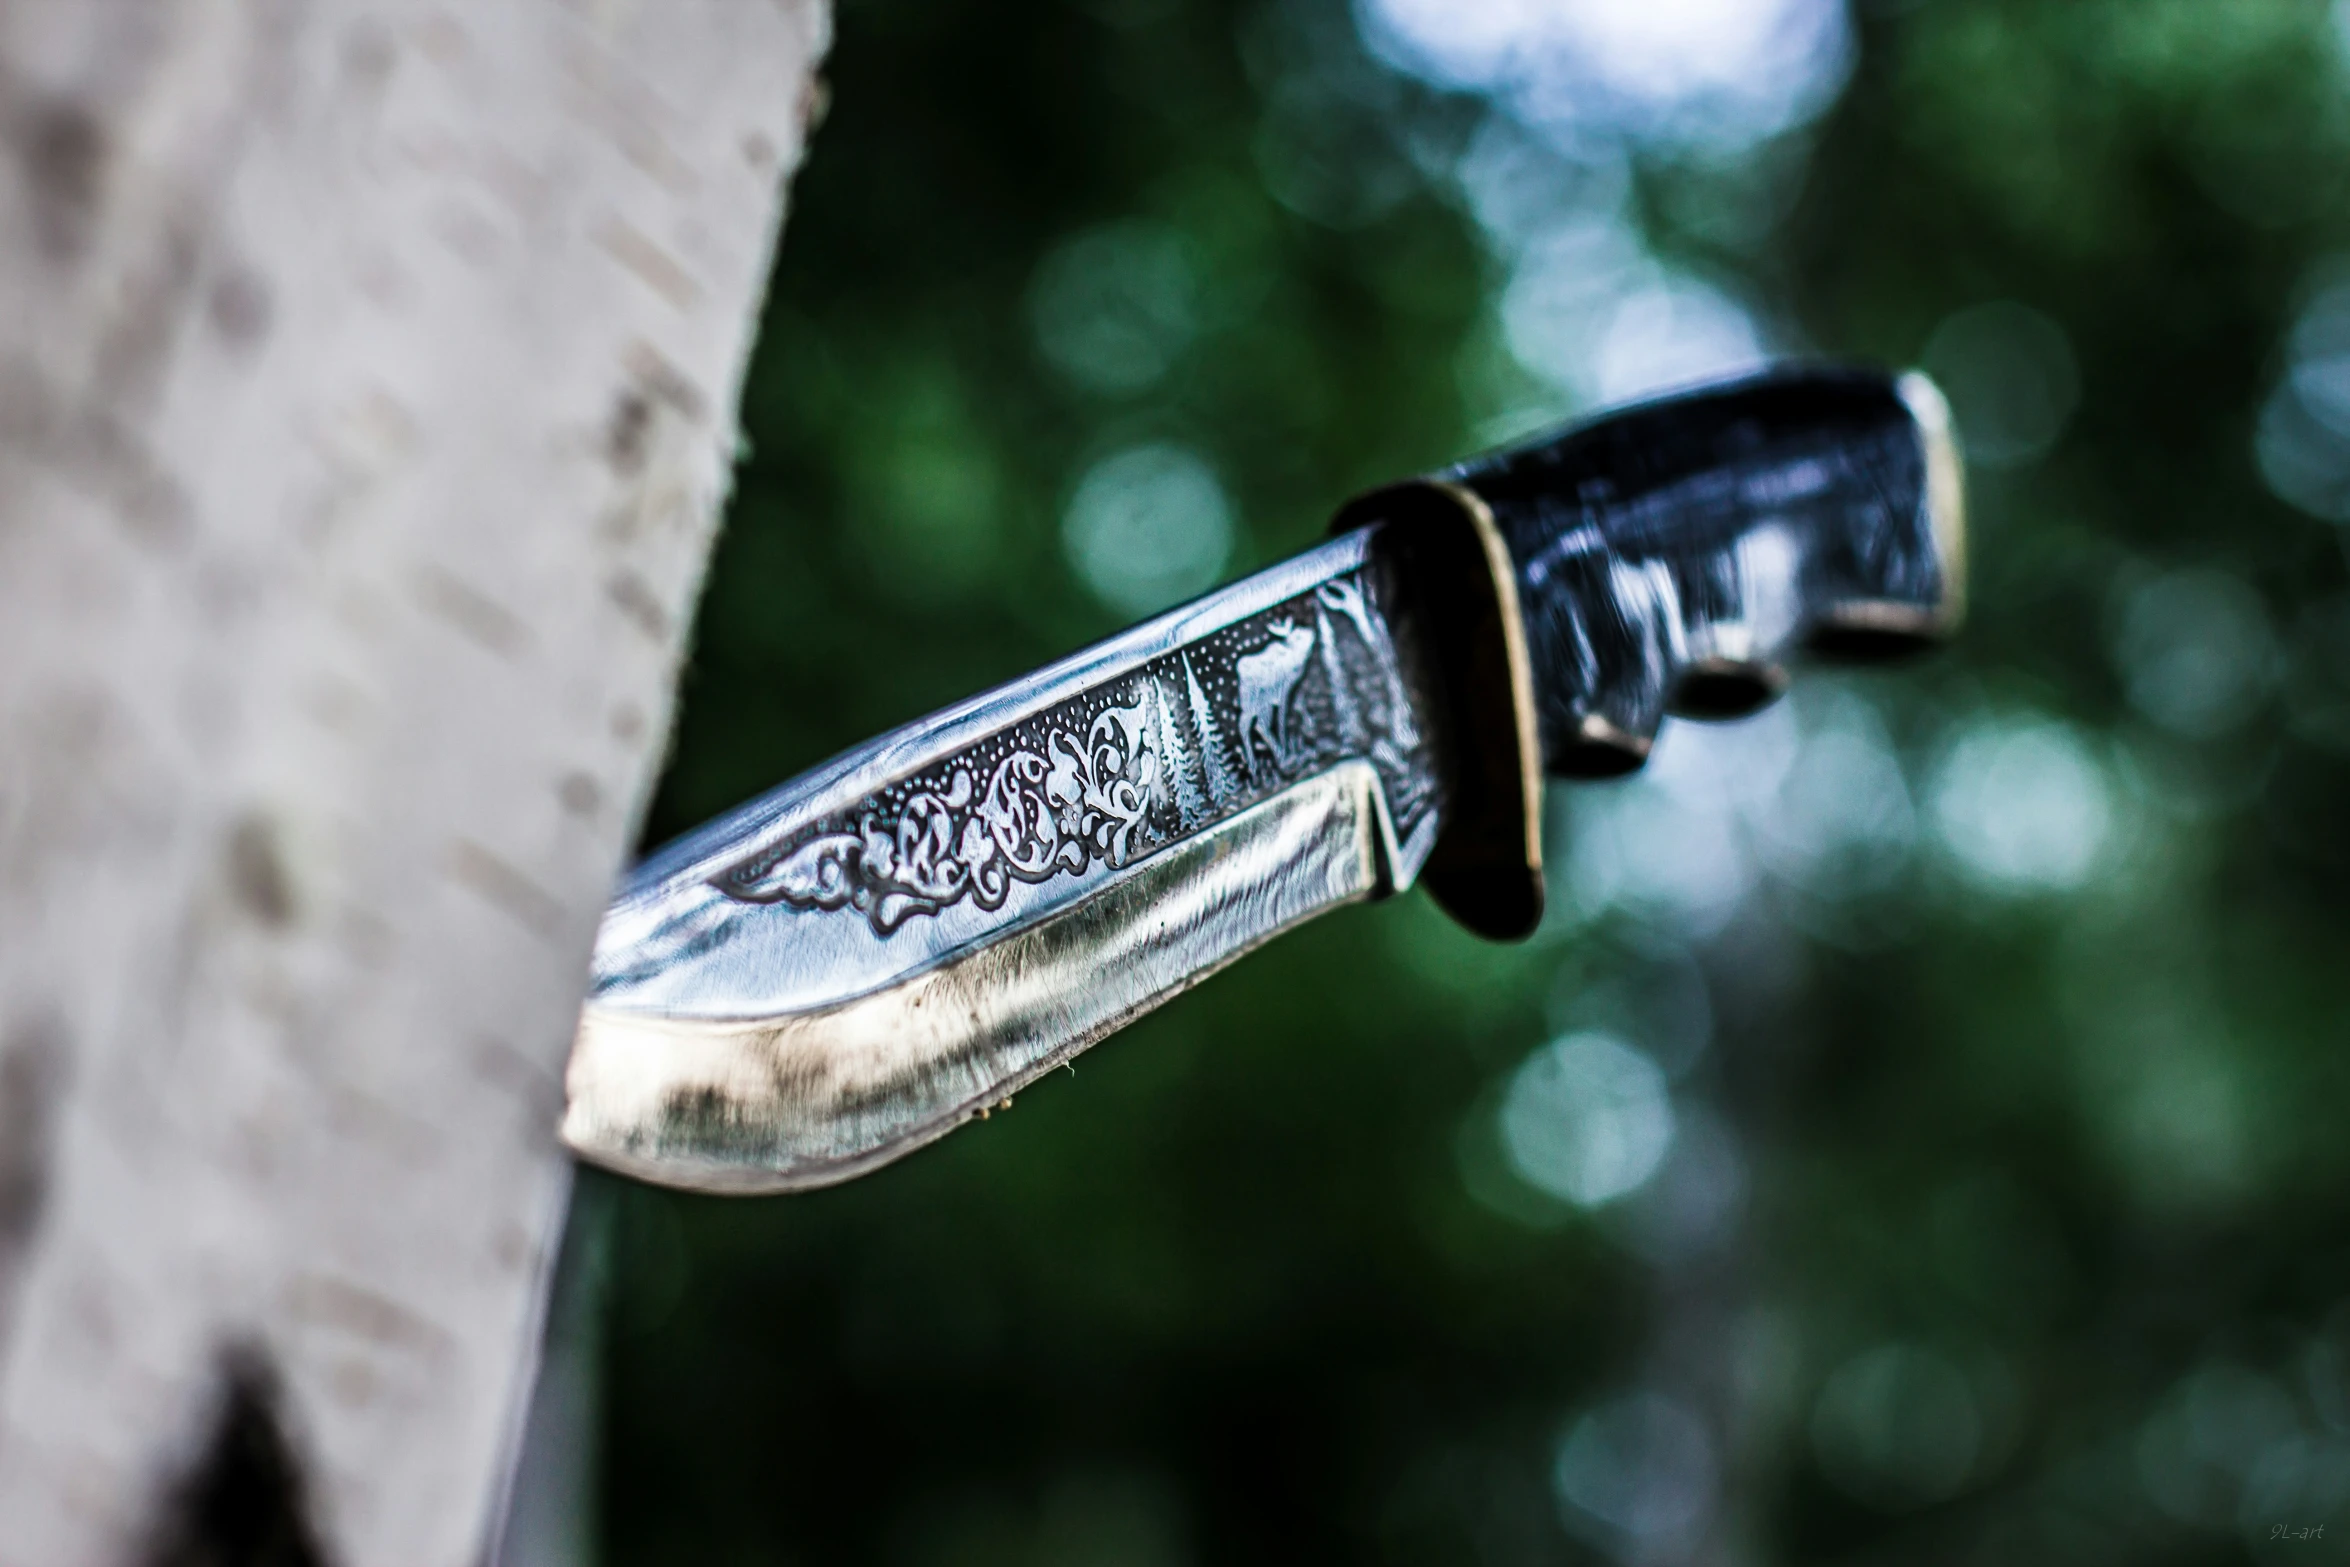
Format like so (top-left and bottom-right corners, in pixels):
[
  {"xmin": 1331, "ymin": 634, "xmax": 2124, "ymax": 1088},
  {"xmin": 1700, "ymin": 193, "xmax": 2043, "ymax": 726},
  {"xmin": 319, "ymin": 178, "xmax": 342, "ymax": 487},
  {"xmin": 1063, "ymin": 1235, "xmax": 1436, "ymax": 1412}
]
[
  {"xmin": 1920, "ymin": 301, "xmax": 2079, "ymax": 468},
  {"xmin": 1811, "ymin": 1344, "xmax": 1985, "ymax": 1510},
  {"xmin": 1553, "ymin": 1390, "xmax": 1718, "ymax": 1552},
  {"xmin": 1499, "ymin": 1031, "xmax": 1675, "ymax": 1207},
  {"xmin": 2110, "ymin": 569, "xmax": 2278, "ymax": 738},
  {"xmin": 2257, "ymin": 272, "xmax": 2350, "ymax": 519},
  {"xmin": 1613, "ymin": 1103, "xmax": 1747, "ymax": 1264},
  {"xmin": 1497, "ymin": 220, "xmax": 1765, "ymax": 408},
  {"xmin": 1591, "ymin": 276, "xmax": 1767, "ymax": 405},
  {"xmin": 1061, "ymin": 444, "xmax": 1235, "ymax": 617},
  {"xmin": 2289, "ymin": 279, "xmax": 2350, "ymax": 438},
  {"xmin": 1753, "ymin": 689, "xmax": 1918, "ymax": 899},
  {"xmin": 2137, "ymin": 1363, "xmax": 2302, "ymax": 1528},
  {"xmin": 1929, "ymin": 714, "xmax": 2112, "ymax": 895},
  {"xmin": 1498, "ymin": 214, "xmax": 1648, "ymax": 397},
  {"xmin": 1029, "ymin": 223, "xmax": 1200, "ymax": 396},
  {"xmin": 2241, "ymin": 1435, "xmax": 2350, "ymax": 1546},
  {"xmin": 1359, "ymin": 0, "xmax": 1851, "ymax": 151}
]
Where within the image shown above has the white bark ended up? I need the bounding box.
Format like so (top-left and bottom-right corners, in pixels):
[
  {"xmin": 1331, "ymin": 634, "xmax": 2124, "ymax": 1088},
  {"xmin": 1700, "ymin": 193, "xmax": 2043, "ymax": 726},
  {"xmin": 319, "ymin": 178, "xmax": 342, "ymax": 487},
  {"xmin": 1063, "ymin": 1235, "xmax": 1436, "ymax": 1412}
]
[{"xmin": 0, "ymin": 3, "xmax": 829, "ymax": 1562}]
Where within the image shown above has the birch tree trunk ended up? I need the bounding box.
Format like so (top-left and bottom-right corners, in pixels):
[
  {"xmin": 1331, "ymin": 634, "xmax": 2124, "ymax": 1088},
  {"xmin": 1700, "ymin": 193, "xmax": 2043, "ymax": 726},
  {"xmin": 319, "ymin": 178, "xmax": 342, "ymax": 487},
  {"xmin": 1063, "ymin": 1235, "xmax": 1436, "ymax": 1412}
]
[{"xmin": 0, "ymin": 3, "xmax": 828, "ymax": 1562}]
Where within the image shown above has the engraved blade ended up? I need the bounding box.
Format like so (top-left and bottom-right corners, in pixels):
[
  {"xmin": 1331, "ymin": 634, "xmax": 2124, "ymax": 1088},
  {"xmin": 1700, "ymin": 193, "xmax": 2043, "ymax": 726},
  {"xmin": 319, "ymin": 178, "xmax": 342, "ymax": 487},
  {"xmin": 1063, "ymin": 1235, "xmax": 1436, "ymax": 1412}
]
[{"xmin": 563, "ymin": 527, "xmax": 1449, "ymax": 1192}]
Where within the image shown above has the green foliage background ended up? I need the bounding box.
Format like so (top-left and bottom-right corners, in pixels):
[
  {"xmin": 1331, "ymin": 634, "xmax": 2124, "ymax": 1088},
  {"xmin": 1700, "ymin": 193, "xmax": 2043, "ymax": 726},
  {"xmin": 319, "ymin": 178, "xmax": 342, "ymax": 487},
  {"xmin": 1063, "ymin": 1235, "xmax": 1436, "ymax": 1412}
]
[{"xmin": 573, "ymin": 2, "xmax": 2350, "ymax": 1562}]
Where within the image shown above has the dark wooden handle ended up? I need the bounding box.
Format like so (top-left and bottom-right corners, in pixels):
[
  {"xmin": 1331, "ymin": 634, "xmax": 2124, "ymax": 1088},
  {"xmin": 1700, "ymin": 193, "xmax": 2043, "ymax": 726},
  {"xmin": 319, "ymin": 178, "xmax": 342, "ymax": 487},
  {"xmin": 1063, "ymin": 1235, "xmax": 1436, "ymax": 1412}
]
[
  {"xmin": 1447, "ymin": 365, "xmax": 1964, "ymax": 777},
  {"xmin": 1330, "ymin": 365, "xmax": 1964, "ymax": 941}
]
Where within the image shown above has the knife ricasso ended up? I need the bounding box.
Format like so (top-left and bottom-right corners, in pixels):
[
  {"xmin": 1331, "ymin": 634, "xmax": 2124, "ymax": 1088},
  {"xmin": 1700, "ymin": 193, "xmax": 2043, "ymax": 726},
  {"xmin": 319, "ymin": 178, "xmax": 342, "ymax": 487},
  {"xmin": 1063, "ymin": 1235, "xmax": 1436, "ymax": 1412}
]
[{"xmin": 562, "ymin": 761, "xmax": 1407, "ymax": 1194}]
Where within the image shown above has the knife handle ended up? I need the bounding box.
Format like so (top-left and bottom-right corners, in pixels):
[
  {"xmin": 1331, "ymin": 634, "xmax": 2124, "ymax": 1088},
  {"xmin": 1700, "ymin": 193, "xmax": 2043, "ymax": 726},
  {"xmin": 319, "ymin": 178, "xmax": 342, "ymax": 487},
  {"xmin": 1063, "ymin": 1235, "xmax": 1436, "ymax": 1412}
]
[
  {"xmin": 1334, "ymin": 365, "xmax": 1965, "ymax": 939},
  {"xmin": 1460, "ymin": 365, "xmax": 1964, "ymax": 771}
]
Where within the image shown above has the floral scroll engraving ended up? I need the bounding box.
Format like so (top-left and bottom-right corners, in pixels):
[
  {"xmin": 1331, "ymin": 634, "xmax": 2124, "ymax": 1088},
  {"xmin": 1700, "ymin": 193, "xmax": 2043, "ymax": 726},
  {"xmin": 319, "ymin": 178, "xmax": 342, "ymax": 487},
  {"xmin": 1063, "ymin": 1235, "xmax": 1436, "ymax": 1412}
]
[
  {"xmin": 721, "ymin": 698, "xmax": 1166, "ymax": 933},
  {"xmin": 715, "ymin": 566, "xmax": 1433, "ymax": 936}
]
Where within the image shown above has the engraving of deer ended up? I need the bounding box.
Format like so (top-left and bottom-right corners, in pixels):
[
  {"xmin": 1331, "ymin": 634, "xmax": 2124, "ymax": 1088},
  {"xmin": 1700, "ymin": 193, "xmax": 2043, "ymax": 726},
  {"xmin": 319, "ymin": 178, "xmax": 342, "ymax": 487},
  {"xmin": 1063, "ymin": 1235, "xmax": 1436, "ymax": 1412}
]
[{"xmin": 1234, "ymin": 618, "xmax": 1318, "ymax": 778}]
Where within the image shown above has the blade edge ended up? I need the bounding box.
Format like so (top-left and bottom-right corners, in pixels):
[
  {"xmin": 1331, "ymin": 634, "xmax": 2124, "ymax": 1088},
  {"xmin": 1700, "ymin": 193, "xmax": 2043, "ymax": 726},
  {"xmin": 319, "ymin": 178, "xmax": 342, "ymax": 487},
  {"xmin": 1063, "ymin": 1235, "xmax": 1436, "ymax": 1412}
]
[{"xmin": 563, "ymin": 760, "xmax": 1402, "ymax": 1193}]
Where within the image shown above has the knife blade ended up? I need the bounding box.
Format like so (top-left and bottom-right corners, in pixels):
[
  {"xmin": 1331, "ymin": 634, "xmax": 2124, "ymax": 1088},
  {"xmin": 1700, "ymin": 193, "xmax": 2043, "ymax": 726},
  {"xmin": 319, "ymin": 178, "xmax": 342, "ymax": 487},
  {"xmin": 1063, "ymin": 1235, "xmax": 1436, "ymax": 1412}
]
[{"xmin": 563, "ymin": 365, "xmax": 1964, "ymax": 1193}]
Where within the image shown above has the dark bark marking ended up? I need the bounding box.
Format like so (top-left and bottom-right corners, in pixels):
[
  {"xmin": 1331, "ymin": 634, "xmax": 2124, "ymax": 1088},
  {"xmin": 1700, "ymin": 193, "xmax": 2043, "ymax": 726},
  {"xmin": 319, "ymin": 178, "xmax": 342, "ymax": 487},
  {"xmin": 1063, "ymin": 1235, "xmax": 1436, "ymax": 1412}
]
[
  {"xmin": 447, "ymin": 839, "xmax": 565, "ymax": 938},
  {"xmin": 339, "ymin": 20, "xmax": 396, "ymax": 92},
  {"xmin": 594, "ymin": 216, "xmax": 700, "ymax": 311},
  {"xmin": 141, "ymin": 1346, "xmax": 330, "ymax": 1567},
  {"xmin": 556, "ymin": 771, "xmax": 601, "ymax": 817},
  {"xmin": 284, "ymin": 1273, "xmax": 455, "ymax": 1359},
  {"xmin": 414, "ymin": 13, "xmax": 468, "ymax": 66},
  {"xmin": 0, "ymin": 1014, "xmax": 69, "ymax": 1344},
  {"xmin": 90, "ymin": 210, "xmax": 204, "ymax": 404},
  {"xmin": 605, "ymin": 344, "xmax": 706, "ymax": 476},
  {"xmin": 227, "ymin": 815, "xmax": 296, "ymax": 928},
  {"xmin": 411, "ymin": 562, "xmax": 532, "ymax": 660},
  {"xmin": 207, "ymin": 267, "xmax": 274, "ymax": 349},
  {"xmin": 603, "ymin": 569, "xmax": 670, "ymax": 642},
  {"xmin": 0, "ymin": 355, "xmax": 195, "ymax": 547},
  {"xmin": 471, "ymin": 1035, "xmax": 559, "ymax": 1112},
  {"xmin": 16, "ymin": 95, "xmax": 107, "ymax": 264},
  {"xmin": 622, "ymin": 341, "xmax": 707, "ymax": 422},
  {"xmin": 604, "ymin": 389, "xmax": 652, "ymax": 475}
]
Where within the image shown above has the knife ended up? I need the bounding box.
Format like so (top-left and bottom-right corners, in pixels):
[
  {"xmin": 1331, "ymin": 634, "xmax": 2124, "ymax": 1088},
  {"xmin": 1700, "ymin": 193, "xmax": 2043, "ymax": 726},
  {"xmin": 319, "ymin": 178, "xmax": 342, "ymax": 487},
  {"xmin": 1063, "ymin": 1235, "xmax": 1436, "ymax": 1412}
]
[{"xmin": 563, "ymin": 365, "xmax": 1964, "ymax": 1193}]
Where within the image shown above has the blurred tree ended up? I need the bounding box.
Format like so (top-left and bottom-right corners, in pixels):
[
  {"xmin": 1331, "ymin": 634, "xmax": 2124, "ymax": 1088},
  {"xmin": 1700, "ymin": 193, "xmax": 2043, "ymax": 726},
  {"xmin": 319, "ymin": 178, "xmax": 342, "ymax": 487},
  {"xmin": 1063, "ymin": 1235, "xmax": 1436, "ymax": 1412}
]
[{"xmin": 0, "ymin": 5, "xmax": 825, "ymax": 1565}]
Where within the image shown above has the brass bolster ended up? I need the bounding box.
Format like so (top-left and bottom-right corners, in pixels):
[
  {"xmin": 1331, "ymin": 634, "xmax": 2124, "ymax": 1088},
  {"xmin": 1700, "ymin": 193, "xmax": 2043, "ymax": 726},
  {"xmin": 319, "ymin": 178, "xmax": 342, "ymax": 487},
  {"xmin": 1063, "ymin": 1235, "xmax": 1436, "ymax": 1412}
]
[{"xmin": 1330, "ymin": 480, "xmax": 1545, "ymax": 941}]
